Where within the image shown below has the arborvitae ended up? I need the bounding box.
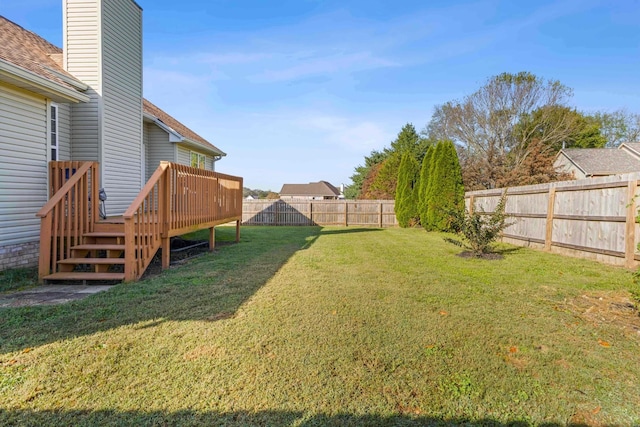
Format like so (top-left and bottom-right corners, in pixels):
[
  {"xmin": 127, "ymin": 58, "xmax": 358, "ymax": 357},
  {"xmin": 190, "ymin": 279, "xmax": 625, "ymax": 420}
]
[
  {"xmin": 426, "ymin": 141, "xmax": 464, "ymax": 232},
  {"xmin": 395, "ymin": 153, "xmax": 420, "ymax": 227},
  {"xmin": 418, "ymin": 145, "xmax": 435, "ymax": 229}
]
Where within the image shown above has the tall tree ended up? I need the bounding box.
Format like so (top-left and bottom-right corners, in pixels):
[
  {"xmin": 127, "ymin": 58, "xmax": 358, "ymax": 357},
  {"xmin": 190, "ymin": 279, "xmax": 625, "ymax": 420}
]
[
  {"xmin": 418, "ymin": 145, "xmax": 435, "ymax": 229},
  {"xmin": 345, "ymin": 150, "xmax": 387, "ymax": 199},
  {"xmin": 590, "ymin": 110, "xmax": 640, "ymax": 147},
  {"xmin": 366, "ymin": 123, "xmax": 429, "ymax": 199},
  {"xmin": 426, "ymin": 141, "xmax": 464, "ymax": 232},
  {"xmin": 426, "ymin": 72, "xmax": 574, "ymax": 189},
  {"xmin": 395, "ymin": 153, "xmax": 420, "ymax": 227}
]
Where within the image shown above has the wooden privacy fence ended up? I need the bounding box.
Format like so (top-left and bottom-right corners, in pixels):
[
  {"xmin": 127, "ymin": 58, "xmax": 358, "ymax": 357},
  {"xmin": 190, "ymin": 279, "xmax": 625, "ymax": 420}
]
[
  {"xmin": 243, "ymin": 199, "xmax": 398, "ymax": 227},
  {"xmin": 466, "ymin": 172, "xmax": 640, "ymax": 268}
]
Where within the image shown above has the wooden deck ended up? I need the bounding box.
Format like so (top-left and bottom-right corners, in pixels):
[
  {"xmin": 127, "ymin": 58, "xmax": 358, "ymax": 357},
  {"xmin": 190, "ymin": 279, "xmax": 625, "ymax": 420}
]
[{"xmin": 37, "ymin": 161, "xmax": 243, "ymax": 283}]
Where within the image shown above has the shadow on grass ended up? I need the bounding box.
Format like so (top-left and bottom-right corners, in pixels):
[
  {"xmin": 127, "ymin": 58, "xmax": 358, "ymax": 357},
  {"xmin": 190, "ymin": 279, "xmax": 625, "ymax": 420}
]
[
  {"xmin": 319, "ymin": 227, "xmax": 384, "ymax": 235},
  {"xmin": 0, "ymin": 226, "xmax": 322, "ymax": 353},
  {"xmin": 0, "ymin": 408, "xmax": 597, "ymax": 427}
]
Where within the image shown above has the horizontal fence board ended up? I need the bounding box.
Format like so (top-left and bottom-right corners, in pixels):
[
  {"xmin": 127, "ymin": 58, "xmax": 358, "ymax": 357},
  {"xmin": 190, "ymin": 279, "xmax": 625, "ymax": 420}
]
[
  {"xmin": 466, "ymin": 172, "xmax": 640, "ymax": 268},
  {"xmin": 242, "ymin": 199, "xmax": 398, "ymax": 227}
]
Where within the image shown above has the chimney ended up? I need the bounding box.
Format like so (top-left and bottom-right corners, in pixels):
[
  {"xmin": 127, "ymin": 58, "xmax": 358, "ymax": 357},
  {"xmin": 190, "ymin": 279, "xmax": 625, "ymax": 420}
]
[{"xmin": 63, "ymin": 0, "xmax": 143, "ymax": 214}]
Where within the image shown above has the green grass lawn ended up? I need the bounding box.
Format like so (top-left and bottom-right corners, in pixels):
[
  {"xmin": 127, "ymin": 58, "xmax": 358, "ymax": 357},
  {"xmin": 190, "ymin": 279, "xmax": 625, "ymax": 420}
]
[{"xmin": 0, "ymin": 226, "xmax": 639, "ymax": 426}]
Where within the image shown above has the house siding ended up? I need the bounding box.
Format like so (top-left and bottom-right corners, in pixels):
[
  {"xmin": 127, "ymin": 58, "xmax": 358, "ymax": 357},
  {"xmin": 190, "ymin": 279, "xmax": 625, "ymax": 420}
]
[
  {"xmin": 177, "ymin": 144, "xmax": 215, "ymax": 171},
  {"xmin": 100, "ymin": 0, "xmax": 143, "ymax": 214},
  {"xmin": 554, "ymin": 154, "xmax": 586, "ymax": 180},
  {"xmin": 0, "ymin": 84, "xmax": 49, "ymax": 267},
  {"xmin": 58, "ymin": 103, "xmax": 72, "ymax": 160},
  {"xmin": 64, "ymin": 0, "xmax": 101, "ymax": 162},
  {"xmin": 145, "ymin": 123, "xmax": 176, "ymax": 180},
  {"xmin": 177, "ymin": 145, "xmax": 191, "ymax": 166}
]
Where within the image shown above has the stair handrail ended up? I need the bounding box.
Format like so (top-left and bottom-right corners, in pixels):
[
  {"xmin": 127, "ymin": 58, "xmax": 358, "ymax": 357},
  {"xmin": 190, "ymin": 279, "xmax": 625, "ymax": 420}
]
[
  {"xmin": 37, "ymin": 162, "xmax": 94, "ymax": 218},
  {"xmin": 37, "ymin": 161, "xmax": 99, "ymax": 282},
  {"xmin": 123, "ymin": 161, "xmax": 171, "ymax": 281}
]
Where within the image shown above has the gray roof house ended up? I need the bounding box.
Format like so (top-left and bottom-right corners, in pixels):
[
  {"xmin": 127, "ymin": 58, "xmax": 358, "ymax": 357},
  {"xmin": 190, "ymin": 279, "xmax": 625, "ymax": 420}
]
[
  {"xmin": 280, "ymin": 181, "xmax": 342, "ymax": 200},
  {"xmin": 0, "ymin": 0, "xmax": 241, "ymax": 278},
  {"xmin": 554, "ymin": 144, "xmax": 640, "ymax": 179}
]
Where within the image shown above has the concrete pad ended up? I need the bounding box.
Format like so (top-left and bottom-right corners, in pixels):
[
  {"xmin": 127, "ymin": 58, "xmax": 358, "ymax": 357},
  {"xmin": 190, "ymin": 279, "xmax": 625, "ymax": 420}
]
[{"xmin": 0, "ymin": 285, "xmax": 114, "ymax": 308}]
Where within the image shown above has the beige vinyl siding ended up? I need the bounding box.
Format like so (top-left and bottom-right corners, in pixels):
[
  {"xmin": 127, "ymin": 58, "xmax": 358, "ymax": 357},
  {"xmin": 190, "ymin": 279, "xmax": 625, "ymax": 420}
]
[
  {"xmin": 100, "ymin": 0, "xmax": 143, "ymax": 214},
  {"xmin": 207, "ymin": 156, "xmax": 215, "ymax": 171},
  {"xmin": 57, "ymin": 103, "xmax": 72, "ymax": 160},
  {"xmin": 145, "ymin": 123, "xmax": 176, "ymax": 180},
  {"xmin": 177, "ymin": 145, "xmax": 190, "ymax": 166},
  {"xmin": 64, "ymin": 0, "xmax": 100, "ymax": 162},
  {"xmin": 0, "ymin": 84, "xmax": 48, "ymax": 246}
]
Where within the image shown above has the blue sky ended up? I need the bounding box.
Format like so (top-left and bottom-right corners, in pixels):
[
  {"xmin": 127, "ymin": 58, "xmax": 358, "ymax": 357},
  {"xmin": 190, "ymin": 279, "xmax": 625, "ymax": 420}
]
[{"xmin": 3, "ymin": 0, "xmax": 639, "ymax": 190}]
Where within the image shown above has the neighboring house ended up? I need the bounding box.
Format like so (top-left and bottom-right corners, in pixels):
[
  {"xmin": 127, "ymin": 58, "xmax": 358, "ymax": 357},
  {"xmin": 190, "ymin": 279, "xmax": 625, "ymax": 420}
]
[
  {"xmin": 0, "ymin": 0, "xmax": 228, "ymax": 271},
  {"xmin": 554, "ymin": 145, "xmax": 640, "ymax": 180},
  {"xmin": 279, "ymin": 181, "xmax": 341, "ymax": 200}
]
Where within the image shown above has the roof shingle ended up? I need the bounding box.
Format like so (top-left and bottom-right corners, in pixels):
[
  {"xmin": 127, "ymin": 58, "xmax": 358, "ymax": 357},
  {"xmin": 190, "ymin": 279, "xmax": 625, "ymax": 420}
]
[
  {"xmin": 560, "ymin": 148, "xmax": 640, "ymax": 175},
  {"xmin": 280, "ymin": 181, "xmax": 340, "ymax": 197}
]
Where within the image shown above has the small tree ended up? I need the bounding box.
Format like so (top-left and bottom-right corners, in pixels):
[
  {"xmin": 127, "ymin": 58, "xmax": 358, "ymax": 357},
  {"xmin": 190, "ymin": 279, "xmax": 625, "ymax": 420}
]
[
  {"xmin": 446, "ymin": 191, "xmax": 512, "ymax": 256},
  {"xmin": 395, "ymin": 152, "xmax": 420, "ymax": 227}
]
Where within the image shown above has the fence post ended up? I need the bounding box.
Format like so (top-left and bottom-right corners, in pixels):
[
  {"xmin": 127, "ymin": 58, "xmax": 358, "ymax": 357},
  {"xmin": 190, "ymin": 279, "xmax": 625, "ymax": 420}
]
[
  {"xmin": 625, "ymin": 180, "xmax": 637, "ymax": 268},
  {"xmin": 468, "ymin": 195, "xmax": 475, "ymax": 215},
  {"xmin": 545, "ymin": 187, "xmax": 556, "ymax": 251},
  {"xmin": 309, "ymin": 201, "xmax": 313, "ymax": 225},
  {"xmin": 379, "ymin": 202, "xmax": 383, "ymax": 228},
  {"xmin": 344, "ymin": 201, "xmax": 348, "ymax": 227}
]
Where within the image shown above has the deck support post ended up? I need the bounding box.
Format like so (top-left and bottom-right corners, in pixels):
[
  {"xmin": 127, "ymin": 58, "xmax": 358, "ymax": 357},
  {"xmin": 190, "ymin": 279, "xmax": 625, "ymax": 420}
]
[
  {"xmin": 236, "ymin": 220, "xmax": 241, "ymax": 243},
  {"xmin": 161, "ymin": 237, "xmax": 170, "ymax": 269},
  {"xmin": 209, "ymin": 227, "xmax": 215, "ymax": 251}
]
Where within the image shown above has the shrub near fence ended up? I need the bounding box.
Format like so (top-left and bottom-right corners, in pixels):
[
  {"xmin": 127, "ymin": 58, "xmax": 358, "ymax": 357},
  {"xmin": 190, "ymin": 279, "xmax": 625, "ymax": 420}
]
[
  {"xmin": 466, "ymin": 172, "xmax": 640, "ymax": 268},
  {"xmin": 243, "ymin": 200, "xmax": 398, "ymax": 227}
]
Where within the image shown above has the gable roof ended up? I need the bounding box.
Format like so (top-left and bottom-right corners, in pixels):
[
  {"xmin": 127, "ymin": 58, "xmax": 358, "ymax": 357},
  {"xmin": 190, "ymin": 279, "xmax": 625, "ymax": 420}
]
[
  {"xmin": 557, "ymin": 148, "xmax": 640, "ymax": 176},
  {"xmin": 280, "ymin": 181, "xmax": 341, "ymax": 197},
  {"xmin": 0, "ymin": 14, "xmax": 223, "ymax": 156},
  {"xmin": 143, "ymin": 99, "xmax": 225, "ymax": 156}
]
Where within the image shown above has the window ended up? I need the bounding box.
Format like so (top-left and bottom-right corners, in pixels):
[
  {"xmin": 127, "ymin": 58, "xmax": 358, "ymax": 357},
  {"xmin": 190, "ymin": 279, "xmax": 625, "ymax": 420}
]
[
  {"xmin": 50, "ymin": 104, "xmax": 58, "ymax": 161},
  {"xmin": 190, "ymin": 151, "xmax": 206, "ymax": 169}
]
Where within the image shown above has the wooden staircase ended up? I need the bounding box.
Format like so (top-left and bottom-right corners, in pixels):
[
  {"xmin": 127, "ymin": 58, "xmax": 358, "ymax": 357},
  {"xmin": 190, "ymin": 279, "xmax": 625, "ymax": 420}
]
[
  {"xmin": 38, "ymin": 161, "xmax": 243, "ymax": 284},
  {"xmin": 43, "ymin": 221, "xmax": 128, "ymax": 284}
]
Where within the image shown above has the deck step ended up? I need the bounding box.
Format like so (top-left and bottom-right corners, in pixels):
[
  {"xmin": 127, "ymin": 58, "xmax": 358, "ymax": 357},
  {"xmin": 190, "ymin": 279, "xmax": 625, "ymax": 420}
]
[
  {"xmin": 44, "ymin": 272, "xmax": 125, "ymax": 281},
  {"xmin": 72, "ymin": 244, "xmax": 125, "ymax": 251},
  {"xmin": 83, "ymin": 232, "xmax": 125, "ymax": 238},
  {"xmin": 58, "ymin": 258, "xmax": 125, "ymax": 265}
]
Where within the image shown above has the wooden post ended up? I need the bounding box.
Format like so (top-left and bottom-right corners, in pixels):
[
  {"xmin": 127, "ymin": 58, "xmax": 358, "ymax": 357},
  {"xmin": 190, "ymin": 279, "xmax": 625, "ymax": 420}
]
[
  {"xmin": 124, "ymin": 217, "xmax": 136, "ymax": 282},
  {"xmin": 468, "ymin": 195, "xmax": 475, "ymax": 215},
  {"xmin": 379, "ymin": 202, "xmax": 383, "ymax": 228},
  {"xmin": 161, "ymin": 165, "xmax": 171, "ymax": 270},
  {"xmin": 209, "ymin": 227, "xmax": 215, "ymax": 251},
  {"xmin": 38, "ymin": 214, "xmax": 53, "ymax": 283},
  {"xmin": 344, "ymin": 201, "xmax": 348, "ymax": 227},
  {"xmin": 625, "ymin": 180, "xmax": 637, "ymax": 268},
  {"xmin": 545, "ymin": 187, "xmax": 556, "ymax": 251},
  {"xmin": 309, "ymin": 201, "xmax": 313, "ymax": 225},
  {"xmin": 235, "ymin": 219, "xmax": 241, "ymax": 243}
]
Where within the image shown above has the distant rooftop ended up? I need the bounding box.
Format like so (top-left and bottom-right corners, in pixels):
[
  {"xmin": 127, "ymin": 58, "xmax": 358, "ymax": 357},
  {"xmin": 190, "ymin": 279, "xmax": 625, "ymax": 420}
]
[
  {"xmin": 280, "ymin": 181, "xmax": 340, "ymax": 197},
  {"xmin": 559, "ymin": 148, "xmax": 640, "ymax": 176}
]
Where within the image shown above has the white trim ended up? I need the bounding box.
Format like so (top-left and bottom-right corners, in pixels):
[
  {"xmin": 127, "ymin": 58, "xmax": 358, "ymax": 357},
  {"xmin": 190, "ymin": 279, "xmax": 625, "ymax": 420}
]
[
  {"xmin": 50, "ymin": 103, "xmax": 59, "ymax": 161},
  {"xmin": 0, "ymin": 59, "xmax": 89, "ymax": 103}
]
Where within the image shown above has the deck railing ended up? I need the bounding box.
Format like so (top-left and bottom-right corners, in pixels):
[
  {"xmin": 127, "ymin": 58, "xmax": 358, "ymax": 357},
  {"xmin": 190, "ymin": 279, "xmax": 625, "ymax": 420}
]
[
  {"xmin": 36, "ymin": 161, "xmax": 99, "ymax": 278},
  {"xmin": 123, "ymin": 162, "xmax": 243, "ymax": 281}
]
